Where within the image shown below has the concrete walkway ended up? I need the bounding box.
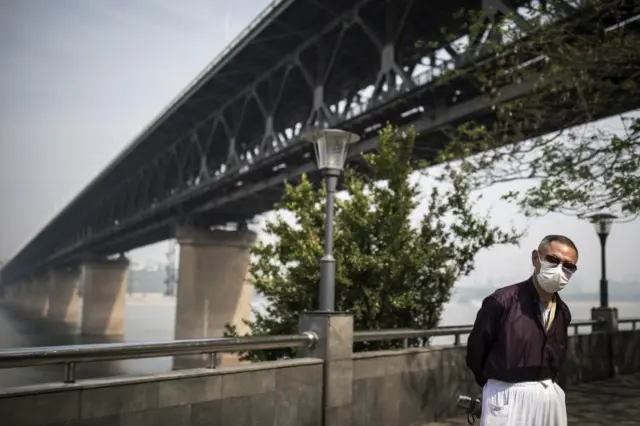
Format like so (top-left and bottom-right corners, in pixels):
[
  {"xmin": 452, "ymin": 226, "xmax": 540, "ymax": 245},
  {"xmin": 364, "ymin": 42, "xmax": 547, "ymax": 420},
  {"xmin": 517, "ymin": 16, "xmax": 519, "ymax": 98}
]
[{"xmin": 428, "ymin": 373, "xmax": 640, "ymax": 426}]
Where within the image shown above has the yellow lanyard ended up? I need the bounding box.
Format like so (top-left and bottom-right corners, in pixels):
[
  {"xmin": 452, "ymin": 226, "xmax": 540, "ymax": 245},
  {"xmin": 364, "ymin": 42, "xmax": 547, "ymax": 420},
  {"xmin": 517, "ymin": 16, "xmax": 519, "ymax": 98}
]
[{"xmin": 540, "ymin": 297, "xmax": 557, "ymax": 330}]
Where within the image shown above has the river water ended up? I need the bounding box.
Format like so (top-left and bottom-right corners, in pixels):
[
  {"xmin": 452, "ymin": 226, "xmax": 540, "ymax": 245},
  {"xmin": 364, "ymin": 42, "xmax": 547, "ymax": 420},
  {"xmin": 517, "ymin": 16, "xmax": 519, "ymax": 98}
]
[{"xmin": 1, "ymin": 294, "xmax": 638, "ymax": 388}]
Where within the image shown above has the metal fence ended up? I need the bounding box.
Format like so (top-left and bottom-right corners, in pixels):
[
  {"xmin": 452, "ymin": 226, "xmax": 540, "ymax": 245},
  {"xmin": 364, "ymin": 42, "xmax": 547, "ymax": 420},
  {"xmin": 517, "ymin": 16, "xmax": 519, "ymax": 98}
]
[
  {"xmin": 353, "ymin": 318, "xmax": 640, "ymax": 347},
  {"xmin": 620, "ymin": 317, "xmax": 640, "ymax": 330},
  {"xmin": 353, "ymin": 320, "xmax": 602, "ymax": 347},
  {"xmin": 0, "ymin": 332, "xmax": 317, "ymax": 384},
  {"xmin": 1, "ymin": 318, "xmax": 639, "ymax": 385}
]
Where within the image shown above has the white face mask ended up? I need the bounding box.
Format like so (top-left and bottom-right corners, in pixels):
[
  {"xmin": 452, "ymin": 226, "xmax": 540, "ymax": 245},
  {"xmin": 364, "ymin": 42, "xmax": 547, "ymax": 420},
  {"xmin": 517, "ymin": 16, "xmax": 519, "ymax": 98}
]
[{"xmin": 536, "ymin": 257, "xmax": 572, "ymax": 293}]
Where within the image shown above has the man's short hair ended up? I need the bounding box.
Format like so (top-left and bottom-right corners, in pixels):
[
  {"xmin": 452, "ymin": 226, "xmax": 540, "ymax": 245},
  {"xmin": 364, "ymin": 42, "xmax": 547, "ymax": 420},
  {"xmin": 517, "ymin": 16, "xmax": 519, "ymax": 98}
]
[{"xmin": 538, "ymin": 235, "xmax": 578, "ymax": 257}]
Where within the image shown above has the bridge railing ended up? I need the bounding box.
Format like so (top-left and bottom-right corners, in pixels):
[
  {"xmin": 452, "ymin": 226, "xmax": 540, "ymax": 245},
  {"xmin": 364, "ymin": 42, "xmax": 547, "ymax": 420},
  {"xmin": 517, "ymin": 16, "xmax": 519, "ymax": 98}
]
[{"xmin": 125, "ymin": 0, "xmax": 289, "ymax": 155}]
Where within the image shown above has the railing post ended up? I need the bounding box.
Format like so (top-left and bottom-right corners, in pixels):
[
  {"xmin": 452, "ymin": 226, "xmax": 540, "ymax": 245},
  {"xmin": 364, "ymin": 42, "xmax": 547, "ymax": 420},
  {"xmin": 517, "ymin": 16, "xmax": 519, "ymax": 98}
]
[
  {"xmin": 64, "ymin": 362, "xmax": 76, "ymax": 384},
  {"xmin": 298, "ymin": 312, "xmax": 354, "ymax": 426},
  {"xmin": 591, "ymin": 307, "xmax": 619, "ymax": 334},
  {"xmin": 591, "ymin": 306, "xmax": 619, "ymax": 378}
]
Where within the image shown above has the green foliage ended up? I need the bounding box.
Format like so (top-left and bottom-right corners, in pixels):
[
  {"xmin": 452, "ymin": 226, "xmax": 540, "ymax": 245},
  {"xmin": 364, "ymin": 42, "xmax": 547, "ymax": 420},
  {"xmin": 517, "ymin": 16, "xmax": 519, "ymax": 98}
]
[
  {"xmin": 226, "ymin": 125, "xmax": 520, "ymax": 361},
  {"xmin": 431, "ymin": 0, "xmax": 640, "ymax": 220}
]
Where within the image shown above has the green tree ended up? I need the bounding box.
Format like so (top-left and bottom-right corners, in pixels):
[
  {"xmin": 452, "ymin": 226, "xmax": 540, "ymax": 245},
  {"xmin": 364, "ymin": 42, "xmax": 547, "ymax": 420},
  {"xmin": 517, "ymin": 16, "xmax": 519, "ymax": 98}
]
[
  {"xmin": 227, "ymin": 125, "xmax": 520, "ymax": 361},
  {"xmin": 433, "ymin": 0, "xmax": 640, "ymax": 220}
]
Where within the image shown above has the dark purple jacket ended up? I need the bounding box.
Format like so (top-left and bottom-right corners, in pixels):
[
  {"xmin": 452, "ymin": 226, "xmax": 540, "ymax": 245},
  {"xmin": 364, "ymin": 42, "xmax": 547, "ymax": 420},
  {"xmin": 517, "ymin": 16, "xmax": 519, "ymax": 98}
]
[{"xmin": 466, "ymin": 277, "xmax": 572, "ymax": 387}]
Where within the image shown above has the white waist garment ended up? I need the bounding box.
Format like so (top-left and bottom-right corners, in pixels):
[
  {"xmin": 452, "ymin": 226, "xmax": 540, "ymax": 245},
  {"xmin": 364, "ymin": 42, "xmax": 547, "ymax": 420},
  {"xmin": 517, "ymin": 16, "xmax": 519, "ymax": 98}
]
[{"xmin": 479, "ymin": 378, "xmax": 567, "ymax": 426}]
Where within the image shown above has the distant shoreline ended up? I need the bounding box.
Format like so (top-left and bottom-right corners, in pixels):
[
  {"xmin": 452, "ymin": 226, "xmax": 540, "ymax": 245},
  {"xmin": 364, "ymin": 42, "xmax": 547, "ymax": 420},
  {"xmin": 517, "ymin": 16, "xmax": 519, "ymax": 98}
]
[{"xmin": 452, "ymin": 284, "xmax": 640, "ymax": 304}]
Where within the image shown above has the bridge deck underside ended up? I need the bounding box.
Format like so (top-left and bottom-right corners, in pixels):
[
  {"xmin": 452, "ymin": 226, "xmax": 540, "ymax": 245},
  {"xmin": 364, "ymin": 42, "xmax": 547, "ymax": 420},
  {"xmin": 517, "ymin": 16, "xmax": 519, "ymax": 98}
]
[{"xmin": 3, "ymin": 0, "xmax": 639, "ymax": 279}]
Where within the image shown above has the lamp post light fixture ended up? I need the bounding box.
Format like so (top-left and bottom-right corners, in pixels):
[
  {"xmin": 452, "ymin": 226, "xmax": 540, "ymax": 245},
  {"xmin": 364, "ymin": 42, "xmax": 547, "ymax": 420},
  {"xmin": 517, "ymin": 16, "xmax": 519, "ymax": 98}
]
[
  {"xmin": 306, "ymin": 128, "xmax": 361, "ymax": 311},
  {"xmin": 589, "ymin": 213, "xmax": 617, "ymax": 308}
]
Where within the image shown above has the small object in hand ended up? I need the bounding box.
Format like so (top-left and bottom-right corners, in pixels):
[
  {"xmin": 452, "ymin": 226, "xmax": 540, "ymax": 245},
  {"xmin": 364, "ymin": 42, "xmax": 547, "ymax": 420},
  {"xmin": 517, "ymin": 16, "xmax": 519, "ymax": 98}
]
[{"xmin": 457, "ymin": 394, "xmax": 482, "ymax": 424}]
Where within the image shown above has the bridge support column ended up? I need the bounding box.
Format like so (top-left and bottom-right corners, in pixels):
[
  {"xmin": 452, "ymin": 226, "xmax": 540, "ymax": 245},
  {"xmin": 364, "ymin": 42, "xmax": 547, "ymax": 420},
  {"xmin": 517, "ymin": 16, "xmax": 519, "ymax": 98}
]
[
  {"xmin": 27, "ymin": 277, "xmax": 49, "ymax": 316},
  {"xmin": 48, "ymin": 267, "xmax": 81, "ymax": 325},
  {"xmin": 18, "ymin": 281, "xmax": 30, "ymax": 311},
  {"xmin": 13, "ymin": 281, "xmax": 26, "ymax": 310},
  {"xmin": 3, "ymin": 283, "xmax": 18, "ymax": 307},
  {"xmin": 173, "ymin": 226, "xmax": 256, "ymax": 369},
  {"xmin": 81, "ymin": 257, "xmax": 129, "ymax": 336},
  {"xmin": 1, "ymin": 283, "xmax": 11, "ymax": 303},
  {"xmin": 6, "ymin": 285, "xmax": 19, "ymax": 306},
  {"xmin": 0, "ymin": 283, "xmax": 12, "ymax": 305}
]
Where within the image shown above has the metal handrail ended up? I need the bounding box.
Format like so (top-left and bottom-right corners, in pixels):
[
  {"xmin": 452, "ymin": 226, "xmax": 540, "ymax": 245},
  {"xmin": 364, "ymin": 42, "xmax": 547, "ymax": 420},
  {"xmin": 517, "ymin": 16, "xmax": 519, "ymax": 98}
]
[
  {"xmin": 618, "ymin": 318, "xmax": 640, "ymax": 323},
  {"xmin": 0, "ymin": 332, "xmax": 317, "ymax": 384},
  {"xmin": 619, "ymin": 317, "xmax": 640, "ymax": 331},
  {"xmin": 353, "ymin": 319, "xmax": 610, "ymax": 345},
  {"xmin": 354, "ymin": 326, "xmax": 473, "ymax": 343},
  {"xmin": 1, "ymin": 317, "xmax": 638, "ymax": 386}
]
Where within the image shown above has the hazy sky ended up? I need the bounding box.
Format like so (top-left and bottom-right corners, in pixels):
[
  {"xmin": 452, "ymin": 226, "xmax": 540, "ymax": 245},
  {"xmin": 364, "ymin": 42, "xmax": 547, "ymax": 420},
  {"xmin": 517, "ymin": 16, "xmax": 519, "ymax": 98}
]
[
  {"xmin": 1, "ymin": 0, "xmax": 639, "ymax": 295},
  {"xmin": 0, "ymin": 0, "xmax": 269, "ymax": 258}
]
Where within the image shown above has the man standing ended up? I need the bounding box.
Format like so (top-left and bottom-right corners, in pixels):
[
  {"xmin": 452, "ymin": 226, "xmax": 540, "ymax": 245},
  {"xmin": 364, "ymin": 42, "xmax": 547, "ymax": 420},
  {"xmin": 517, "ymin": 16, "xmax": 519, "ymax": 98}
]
[{"xmin": 466, "ymin": 235, "xmax": 579, "ymax": 426}]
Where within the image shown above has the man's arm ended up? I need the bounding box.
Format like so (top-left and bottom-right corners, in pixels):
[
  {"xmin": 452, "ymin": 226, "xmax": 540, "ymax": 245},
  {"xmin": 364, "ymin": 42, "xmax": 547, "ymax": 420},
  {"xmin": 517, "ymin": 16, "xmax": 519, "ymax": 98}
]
[{"xmin": 466, "ymin": 294, "xmax": 504, "ymax": 387}]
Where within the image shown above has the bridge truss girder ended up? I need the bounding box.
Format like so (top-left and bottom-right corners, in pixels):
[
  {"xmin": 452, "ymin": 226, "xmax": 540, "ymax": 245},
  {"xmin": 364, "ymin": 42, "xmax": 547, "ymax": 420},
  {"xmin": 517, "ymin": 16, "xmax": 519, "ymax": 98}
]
[{"xmin": 5, "ymin": 0, "xmax": 601, "ymax": 281}]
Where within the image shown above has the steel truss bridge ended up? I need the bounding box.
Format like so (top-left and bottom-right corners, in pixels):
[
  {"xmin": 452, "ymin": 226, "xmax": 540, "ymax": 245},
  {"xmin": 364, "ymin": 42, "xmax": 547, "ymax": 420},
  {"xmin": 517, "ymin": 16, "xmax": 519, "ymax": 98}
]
[{"xmin": 2, "ymin": 0, "xmax": 639, "ymax": 282}]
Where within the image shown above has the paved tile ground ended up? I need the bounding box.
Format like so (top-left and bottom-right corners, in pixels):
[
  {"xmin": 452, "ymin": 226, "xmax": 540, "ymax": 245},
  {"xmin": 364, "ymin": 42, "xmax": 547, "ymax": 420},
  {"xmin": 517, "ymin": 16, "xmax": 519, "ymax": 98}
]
[{"xmin": 426, "ymin": 373, "xmax": 640, "ymax": 425}]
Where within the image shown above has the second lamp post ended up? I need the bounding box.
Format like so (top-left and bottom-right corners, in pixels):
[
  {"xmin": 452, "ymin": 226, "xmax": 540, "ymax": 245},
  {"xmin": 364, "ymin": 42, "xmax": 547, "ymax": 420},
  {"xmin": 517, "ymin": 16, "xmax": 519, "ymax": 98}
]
[
  {"xmin": 306, "ymin": 129, "xmax": 360, "ymax": 312},
  {"xmin": 589, "ymin": 213, "xmax": 617, "ymax": 308}
]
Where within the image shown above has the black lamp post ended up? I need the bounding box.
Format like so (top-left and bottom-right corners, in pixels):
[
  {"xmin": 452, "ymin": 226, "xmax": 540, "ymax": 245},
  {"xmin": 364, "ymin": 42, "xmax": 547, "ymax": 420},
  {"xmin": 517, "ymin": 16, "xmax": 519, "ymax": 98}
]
[
  {"xmin": 306, "ymin": 129, "xmax": 360, "ymax": 311},
  {"xmin": 589, "ymin": 213, "xmax": 617, "ymax": 308}
]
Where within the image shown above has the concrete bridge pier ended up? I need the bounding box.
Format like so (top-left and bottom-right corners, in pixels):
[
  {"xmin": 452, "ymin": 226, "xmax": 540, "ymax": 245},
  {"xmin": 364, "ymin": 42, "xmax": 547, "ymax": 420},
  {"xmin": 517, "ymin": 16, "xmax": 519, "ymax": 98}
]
[
  {"xmin": 47, "ymin": 267, "xmax": 81, "ymax": 325},
  {"xmin": 173, "ymin": 226, "xmax": 256, "ymax": 369},
  {"xmin": 80, "ymin": 256, "xmax": 129, "ymax": 336},
  {"xmin": 15, "ymin": 280, "xmax": 33, "ymax": 312},
  {"xmin": 25, "ymin": 277, "xmax": 49, "ymax": 316},
  {"xmin": 0, "ymin": 282, "xmax": 17, "ymax": 306},
  {"xmin": 8, "ymin": 281, "xmax": 28, "ymax": 310},
  {"xmin": 0, "ymin": 283, "xmax": 16, "ymax": 307}
]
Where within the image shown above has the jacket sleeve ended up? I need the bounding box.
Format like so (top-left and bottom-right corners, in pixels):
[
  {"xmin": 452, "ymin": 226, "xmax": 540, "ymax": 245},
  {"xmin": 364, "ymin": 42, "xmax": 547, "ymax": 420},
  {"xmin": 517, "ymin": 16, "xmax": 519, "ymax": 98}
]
[
  {"xmin": 561, "ymin": 308, "xmax": 572, "ymax": 365},
  {"xmin": 465, "ymin": 294, "xmax": 504, "ymax": 387}
]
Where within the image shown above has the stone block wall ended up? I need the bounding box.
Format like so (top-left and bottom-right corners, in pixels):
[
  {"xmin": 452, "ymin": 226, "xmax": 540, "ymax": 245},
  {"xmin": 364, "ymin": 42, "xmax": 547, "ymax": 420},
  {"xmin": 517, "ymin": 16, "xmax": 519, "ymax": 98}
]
[
  {"xmin": 560, "ymin": 329, "xmax": 640, "ymax": 386},
  {"xmin": 560, "ymin": 331, "xmax": 610, "ymax": 386},
  {"xmin": 1, "ymin": 329, "xmax": 639, "ymax": 426},
  {"xmin": 350, "ymin": 330, "xmax": 640, "ymax": 425},
  {"xmin": 351, "ymin": 346, "xmax": 476, "ymax": 425},
  {"xmin": 0, "ymin": 358, "xmax": 323, "ymax": 426},
  {"xmin": 613, "ymin": 330, "xmax": 640, "ymax": 375}
]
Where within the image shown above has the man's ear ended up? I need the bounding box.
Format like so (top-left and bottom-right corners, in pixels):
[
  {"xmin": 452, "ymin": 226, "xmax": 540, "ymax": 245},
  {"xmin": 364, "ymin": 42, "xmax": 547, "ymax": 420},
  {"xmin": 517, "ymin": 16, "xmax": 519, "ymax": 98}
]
[{"xmin": 531, "ymin": 250, "xmax": 538, "ymax": 268}]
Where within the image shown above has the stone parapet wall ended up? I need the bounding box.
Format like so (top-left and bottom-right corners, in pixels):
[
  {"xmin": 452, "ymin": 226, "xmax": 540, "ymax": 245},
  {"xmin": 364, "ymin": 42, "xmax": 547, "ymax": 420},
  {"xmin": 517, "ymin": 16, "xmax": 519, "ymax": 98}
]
[
  {"xmin": 1, "ymin": 330, "xmax": 639, "ymax": 426},
  {"xmin": 0, "ymin": 358, "xmax": 323, "ymax": 426},
  {"xmin": 351, "ymin": 330, "xmax": 640, "ymax": 425}
]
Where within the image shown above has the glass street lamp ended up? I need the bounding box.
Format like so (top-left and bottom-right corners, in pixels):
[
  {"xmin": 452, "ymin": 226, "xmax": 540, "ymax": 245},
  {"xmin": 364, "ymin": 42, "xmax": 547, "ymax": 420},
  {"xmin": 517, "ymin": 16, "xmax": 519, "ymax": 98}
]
[
  {"xmin": 306, "ymin": 129, "xmax": 360, "ymax": 311},
  {"xmin": 589, "ymin": 213, "xmax": 617, "ymax": 308}
]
